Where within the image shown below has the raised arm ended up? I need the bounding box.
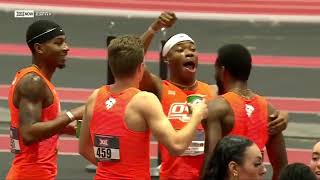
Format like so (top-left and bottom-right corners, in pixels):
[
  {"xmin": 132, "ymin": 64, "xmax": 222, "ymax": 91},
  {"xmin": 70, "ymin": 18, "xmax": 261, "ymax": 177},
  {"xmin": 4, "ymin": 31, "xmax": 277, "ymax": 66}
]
[
  {"xmin": 139, "ymin": 67, "xmax": 163, "ymax": 98},
  {"xmin": 17, "ymin": 73, "xmax": 84, "ymax": 145},
  {"xmin": 139, "ymin": 12, "xmax": 177, "ymax": 98},
  {"xmin": 266, "ymin": 103, "xmax": 288, "ymax": 180},
  {"xmin": 79, "ymin": 89, "xmax": 99, "ymax": 165},
  {"xmin": 132, "ymin": 91, "xmax": 207, "ymax": 156},
  {"xmin": 140, "ymin": 12, "xmax": 177, "ymax": 54},
  {"xmin": 200, "ymin": 97, "xmax": 229, "ymax": 179}
]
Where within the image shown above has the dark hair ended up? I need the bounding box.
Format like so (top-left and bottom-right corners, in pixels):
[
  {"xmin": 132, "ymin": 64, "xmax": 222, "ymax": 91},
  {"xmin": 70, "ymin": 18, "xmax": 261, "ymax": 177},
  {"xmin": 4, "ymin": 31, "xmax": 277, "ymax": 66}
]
[
  {"xmin": 215, "ymin": 44, "xmax": 252, "ymax": 81},
  {"xmin": 26, "ymin": 20, "xmax": 65, "ymax": 53},
  {"xmin": 108, "ymin": 35, "xmax": 144, "ymax": 78},
  {"xmin": 203, "ymin": 136, "xmax": 253, "ymax": 180},
  {"xmin": 280, "ymin": 163, "xmax": 317, "ymax": 180}
]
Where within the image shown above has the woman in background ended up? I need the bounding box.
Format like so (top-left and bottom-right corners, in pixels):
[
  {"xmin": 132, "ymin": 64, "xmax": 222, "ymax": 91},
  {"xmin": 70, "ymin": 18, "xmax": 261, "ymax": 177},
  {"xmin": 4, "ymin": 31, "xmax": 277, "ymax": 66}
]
[{"xmin": 202, "ymin": 136, "xmax": 266, "ymax": 180}]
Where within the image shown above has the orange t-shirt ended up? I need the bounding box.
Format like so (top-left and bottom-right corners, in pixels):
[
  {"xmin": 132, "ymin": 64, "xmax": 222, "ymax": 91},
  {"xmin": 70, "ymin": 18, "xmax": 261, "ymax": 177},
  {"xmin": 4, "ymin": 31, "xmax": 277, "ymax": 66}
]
[
  {"xmin": 6, "ymin": 66, "xmax": 60, "ymax": 180},
  {"xmin": 90, "ymin": 86, "xmax": 151, "ymax": 180},
  {"xmin": 223, "ymin": 92, "xmax": 269, "ymax": 150},
  {"xmin": 160, "ymin": 80, "xmax": 214, "ymax": 180}
]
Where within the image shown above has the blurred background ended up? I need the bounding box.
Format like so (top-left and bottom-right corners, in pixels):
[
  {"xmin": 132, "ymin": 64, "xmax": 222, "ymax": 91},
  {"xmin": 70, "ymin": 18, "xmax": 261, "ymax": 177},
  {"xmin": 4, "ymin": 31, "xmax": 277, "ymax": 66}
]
[{"xmin": 0, "ymin": 0, "xmax": 319, "ymax": 179}]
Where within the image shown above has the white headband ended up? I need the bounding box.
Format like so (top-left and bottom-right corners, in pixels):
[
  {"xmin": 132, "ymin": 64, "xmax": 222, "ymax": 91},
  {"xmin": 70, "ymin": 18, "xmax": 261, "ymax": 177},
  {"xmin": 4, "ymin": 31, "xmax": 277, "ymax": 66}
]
[{"xmin": 162, "ymin": 33, "xmax": 194, "ymax": 57}]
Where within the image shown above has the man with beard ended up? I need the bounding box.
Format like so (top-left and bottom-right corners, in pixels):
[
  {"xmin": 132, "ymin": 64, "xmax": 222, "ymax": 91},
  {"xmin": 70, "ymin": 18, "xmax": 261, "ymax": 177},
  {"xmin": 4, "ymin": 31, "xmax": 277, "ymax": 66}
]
[
  {"xmin": 6, "ymin": 20, "xmax": 84, "ymax": 180},
  {"xmin": 139, "ymin": 12, "xmax": 289, "ymax": 180},
  {"xmin": 200, "ymin": 44, "xmax": 288, "ymax": 180}
]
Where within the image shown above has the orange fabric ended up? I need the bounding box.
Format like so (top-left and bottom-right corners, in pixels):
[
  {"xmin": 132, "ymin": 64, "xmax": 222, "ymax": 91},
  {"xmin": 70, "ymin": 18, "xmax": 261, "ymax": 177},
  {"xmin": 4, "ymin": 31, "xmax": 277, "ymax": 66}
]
[
  {"xmin": 90, "ymin": 86, "xmax": 151, "ymax": 180},
  {"xmin": 223, "ymin": 92, "xmax": 269, "ymax": 150},
  {"xmin": 160, "ymin": 80, "xmax": 214, "ymax": 180},
  {"xmin": 6, "ymin": 66, "xmax": 60, "ymax": 180}
]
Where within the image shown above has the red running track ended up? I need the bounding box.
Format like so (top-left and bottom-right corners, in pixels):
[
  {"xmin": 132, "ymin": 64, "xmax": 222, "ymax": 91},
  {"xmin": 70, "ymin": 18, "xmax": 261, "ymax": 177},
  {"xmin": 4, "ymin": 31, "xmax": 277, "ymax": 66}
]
[
  {"xmin": 0, "ymin": 85, "xmax": 320, "ymax": 114},
  {"xmin": 1, "ymin": 0, "xmax": 320, "ymax": 15},
  {"xmin": 1, "ymin": 43, "xmax": 320, "ymax": 68}
]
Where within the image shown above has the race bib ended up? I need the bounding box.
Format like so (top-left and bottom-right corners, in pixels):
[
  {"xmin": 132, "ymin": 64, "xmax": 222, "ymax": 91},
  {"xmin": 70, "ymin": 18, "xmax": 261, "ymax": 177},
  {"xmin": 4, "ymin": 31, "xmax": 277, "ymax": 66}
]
[
  {"xmin": 10, "ymin": 127, "xmax": 21, "ymax": 154},
  {"xmin": 181, "ymin": 130, "xmax": 205, "ymax": 156},
  {"xmin": 94, "ymin": 134, "xmax": 120, "ymax": 162}
]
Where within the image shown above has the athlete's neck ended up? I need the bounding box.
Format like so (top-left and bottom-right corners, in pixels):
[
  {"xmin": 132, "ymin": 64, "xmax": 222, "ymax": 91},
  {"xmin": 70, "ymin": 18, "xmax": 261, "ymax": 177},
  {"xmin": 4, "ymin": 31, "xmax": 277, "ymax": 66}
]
[
  {"xmin": 111, "ymin": 78, "xmax": 139, "ymax": 93},
  {"xmin": 169, "ymin": 79, "xmax": 198, "ymax": 90},
  {"xmin": 31, "ymin": 61, "xmax": 55, "ymax": 81},
  {"xmin": 226, "ymin": 81, "xmax": 254, "ymax": 99}
]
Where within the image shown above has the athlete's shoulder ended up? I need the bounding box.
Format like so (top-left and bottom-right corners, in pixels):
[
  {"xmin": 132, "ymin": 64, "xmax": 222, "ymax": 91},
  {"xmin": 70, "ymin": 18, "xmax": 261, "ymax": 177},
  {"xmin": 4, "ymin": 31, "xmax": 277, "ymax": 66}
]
[
  {"xmin": 208, "ymin": 96, "xmax": 229, "ymax": 110},
  {"xmin": 19, "ymin": 73, "xmax": 46, "ymax": 93},
  {"xmin": 251, "ymin": 91, "xmax": 268, "ymax": 103},
  {"xmin": 196, "ymin": 81, "xmax": 218, "ymax": 97},
  {"xmin": 135, "ymin": 91, "xmax": 158, "ymax": 100},
  {"xmin": 14, "ymin": 72, "xmax": 46, "ymax": 103}
]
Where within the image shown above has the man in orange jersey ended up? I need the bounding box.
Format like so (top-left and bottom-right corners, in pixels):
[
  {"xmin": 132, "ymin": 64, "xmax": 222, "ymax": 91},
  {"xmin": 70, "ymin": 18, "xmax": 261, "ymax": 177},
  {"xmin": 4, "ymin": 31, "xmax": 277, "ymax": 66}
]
[
  {"xmin": 78, "ymin": 35, "xmax": 208, "ymax": 180},
  {"xmin": 139, "ymin": 12, "xmax": 289, "ymax": 180},
  {"xmin": 6, "ymin": 20, "xmax": 84, "ymax": 180},
  {"xmin": 201, "ymin": 44, "xmax": 288, "ymax": 180}
]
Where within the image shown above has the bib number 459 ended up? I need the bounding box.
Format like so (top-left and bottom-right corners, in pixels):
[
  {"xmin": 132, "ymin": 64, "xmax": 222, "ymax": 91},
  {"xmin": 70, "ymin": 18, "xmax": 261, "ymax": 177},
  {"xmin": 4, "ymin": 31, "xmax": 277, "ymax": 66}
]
[{"xmin": 96, "ymin": 147, "xmax": 111, "ymax": 158}]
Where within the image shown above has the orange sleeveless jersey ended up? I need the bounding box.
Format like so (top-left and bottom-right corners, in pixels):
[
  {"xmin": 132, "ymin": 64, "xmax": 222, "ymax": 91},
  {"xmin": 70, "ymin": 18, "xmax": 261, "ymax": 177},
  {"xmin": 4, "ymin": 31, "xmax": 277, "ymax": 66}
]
[
  {"xmin": 6, "ymin": 66, "xmax": 60, "ymax": 180},
  {"xmin": 223, "ymin": 92, "xmax": 269, "ymax": 150},
  {"xmin": 160, "ymin": 80, "xmax": 214, "ymax": 180},
  {"xmin": 90, "ymin": 86, "xmax": 151, "ymax": 180}
]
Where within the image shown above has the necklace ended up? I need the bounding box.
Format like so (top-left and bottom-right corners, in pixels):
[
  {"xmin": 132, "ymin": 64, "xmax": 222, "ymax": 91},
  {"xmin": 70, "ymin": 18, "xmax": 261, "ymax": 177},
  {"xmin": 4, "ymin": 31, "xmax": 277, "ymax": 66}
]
[{"xmin": 169, "ymin": 80, "xmax": 198, "ymax": 90}]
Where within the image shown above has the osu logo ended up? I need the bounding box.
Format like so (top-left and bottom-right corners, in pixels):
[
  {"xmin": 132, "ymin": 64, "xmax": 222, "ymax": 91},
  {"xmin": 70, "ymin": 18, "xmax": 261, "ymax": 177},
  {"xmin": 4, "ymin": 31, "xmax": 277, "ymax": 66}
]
[{"xmin": 168, "ymin": 103, "xmax": 190, "ymax": 122}]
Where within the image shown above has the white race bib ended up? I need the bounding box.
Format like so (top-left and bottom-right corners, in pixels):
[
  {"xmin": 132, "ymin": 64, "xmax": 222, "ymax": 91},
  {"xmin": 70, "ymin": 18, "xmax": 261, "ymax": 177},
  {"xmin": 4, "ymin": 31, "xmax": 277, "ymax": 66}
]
[
  {"xmin": 181, "ymin": 130, "xmax": 205, "ymax": 156},
  {"xmin": 10, "ymin": 127, "xmax": 21, "ymax": 154}
]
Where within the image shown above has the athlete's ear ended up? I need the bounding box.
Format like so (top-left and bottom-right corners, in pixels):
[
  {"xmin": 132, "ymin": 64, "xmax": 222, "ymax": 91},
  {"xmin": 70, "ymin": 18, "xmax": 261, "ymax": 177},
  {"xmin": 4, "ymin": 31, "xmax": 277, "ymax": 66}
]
[
  {"xmin": 218, "ymin": 66, "xmax": 225, "ymax": 82},
  {"xmin": 139, "ymin": 63, "xmax": 145, "ymax": 72},
  {"xmin": 228, "ymin": 161, "xmax": 239, "ymax": 178},
  {"xmin": 222, "ymin": 66, "xmax": 232, "ymax": 82},
  {"xmin": 34, "ymin": 43, "xmax": 45, "ymax": 54},
  {"xmin": 137, "ymin": 63, "xmax": 145, "ymax": 81},
  {"xmin": 163, "ymin": 56, "xmax": 169, "ymax": 64}
]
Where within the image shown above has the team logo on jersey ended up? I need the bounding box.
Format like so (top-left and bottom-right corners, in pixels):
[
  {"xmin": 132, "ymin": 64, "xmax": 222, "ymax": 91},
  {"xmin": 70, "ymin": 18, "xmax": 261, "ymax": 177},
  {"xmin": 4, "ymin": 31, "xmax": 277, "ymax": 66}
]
[
  {"xmin": 105, "ymin": 97, "xmax": 116, "ymax": 110},
  {"xmin": 245, "ymin": 104, "xmax": 255, "ymax": 117},
  {"xmin": 167, "ymin": 102, "xmax": 191, "ymax": 122}
]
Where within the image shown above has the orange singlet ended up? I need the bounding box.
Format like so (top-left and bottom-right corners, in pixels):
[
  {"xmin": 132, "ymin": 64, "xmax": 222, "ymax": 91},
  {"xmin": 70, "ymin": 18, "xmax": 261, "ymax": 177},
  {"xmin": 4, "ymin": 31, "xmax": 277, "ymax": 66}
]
[
  {"xmin": 223, "ymin": 92, "xmax": 269, "ymax": 150},
  {"xmin": 160, "ymin": 80, "xmax": 214, "ymax": 180},
  {"xmin": 90, "ymin": 86, "xmax": 151, "ymax": 180},
  {"xmin": 6, "ymin": 66, "xmax": 60, "ymax": 180}
]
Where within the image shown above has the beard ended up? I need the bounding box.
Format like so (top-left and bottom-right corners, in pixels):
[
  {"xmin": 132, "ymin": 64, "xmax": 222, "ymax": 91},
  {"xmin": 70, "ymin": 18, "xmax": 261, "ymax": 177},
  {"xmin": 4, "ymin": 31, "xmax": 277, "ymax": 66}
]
[{"xmin": 57, "ymin": 64, "xmax": 66, "ymax": 69}]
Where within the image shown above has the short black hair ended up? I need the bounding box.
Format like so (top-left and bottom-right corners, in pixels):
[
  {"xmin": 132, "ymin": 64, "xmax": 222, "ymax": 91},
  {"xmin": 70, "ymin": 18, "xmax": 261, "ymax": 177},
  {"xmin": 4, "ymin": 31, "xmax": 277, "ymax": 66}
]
[
  {"xmin": 26, "ymin": 20, "xmax": 65, "ymax": 53},
  {"xmin": 202, "ymin": 136, "xmax": 254, "ymax": 180},
  {"xmin": 280, "ymin": 163, "xmax": 317, "ymax": 180},
  {"xmin": 108, "ymin": 35, "xmax": 144, "ymax": 79},
  {"xmin": 215, "ymin": 44, "xmax": 252, "ymax": 81}
]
